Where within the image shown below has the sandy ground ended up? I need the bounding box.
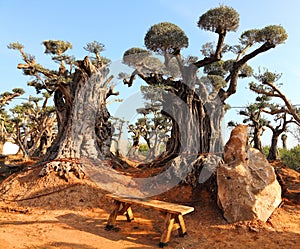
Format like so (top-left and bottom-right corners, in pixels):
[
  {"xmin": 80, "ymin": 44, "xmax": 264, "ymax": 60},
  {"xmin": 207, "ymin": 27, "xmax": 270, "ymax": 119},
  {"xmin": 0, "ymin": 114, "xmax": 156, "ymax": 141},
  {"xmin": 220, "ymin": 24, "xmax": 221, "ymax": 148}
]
[{"xmin": 0, "ymin": 161, "xmax": 299, "ymax": 249}]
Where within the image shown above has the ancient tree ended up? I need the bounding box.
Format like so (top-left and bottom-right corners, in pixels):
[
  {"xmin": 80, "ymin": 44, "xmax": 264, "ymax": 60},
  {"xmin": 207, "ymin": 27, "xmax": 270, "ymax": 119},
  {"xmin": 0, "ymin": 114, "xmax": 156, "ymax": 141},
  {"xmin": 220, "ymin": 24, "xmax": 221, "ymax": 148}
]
[
  {"xmin": 121, "ymin": 6, "xmax": 287, "ymax": 172},
  {"xmin": 9, "ymin": 40, "xmax": 118, "ymax": 178}
]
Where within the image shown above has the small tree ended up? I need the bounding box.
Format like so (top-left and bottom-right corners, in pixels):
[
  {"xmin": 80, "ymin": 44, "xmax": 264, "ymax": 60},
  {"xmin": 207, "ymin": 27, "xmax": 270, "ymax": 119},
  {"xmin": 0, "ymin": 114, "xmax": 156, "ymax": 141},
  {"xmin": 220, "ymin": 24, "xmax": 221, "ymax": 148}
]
[
  {"xmin": 110, "ymin": 117, "xmax": 127, "ymax": 157},
  {"xmin": 281, "ymin": 133, "xmax": 287, "ymax": 149},
  {"xmin": 264, "ymin": 107, "xmax": 294, "ymax": 160},
  {"xmin": 9, "ymin": 94, "xmax": 56, "ymax": 158},
  {"xmin": 239, "ymin": 96, "xmax": 270, "ymax": 152},
  {"xmin": 0, "ymin": 88, "xmax": 25, "ymax": 154}
]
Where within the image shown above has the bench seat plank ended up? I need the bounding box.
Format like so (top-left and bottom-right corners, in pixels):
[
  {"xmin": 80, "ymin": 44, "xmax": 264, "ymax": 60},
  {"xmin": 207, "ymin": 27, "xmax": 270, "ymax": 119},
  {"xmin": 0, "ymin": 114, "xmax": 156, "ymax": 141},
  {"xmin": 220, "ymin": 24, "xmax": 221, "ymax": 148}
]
[{"xmin": 106, "ymin": 194, "xmax": 194, "ymax": 215}]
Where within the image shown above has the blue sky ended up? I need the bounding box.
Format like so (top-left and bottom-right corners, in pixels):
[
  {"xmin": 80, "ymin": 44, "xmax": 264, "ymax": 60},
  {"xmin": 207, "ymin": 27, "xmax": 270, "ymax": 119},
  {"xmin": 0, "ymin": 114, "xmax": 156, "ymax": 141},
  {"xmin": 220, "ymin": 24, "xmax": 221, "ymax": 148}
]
[{"xmin": 1, "ymin": 0, "xmax": 299, "ymax": 146}]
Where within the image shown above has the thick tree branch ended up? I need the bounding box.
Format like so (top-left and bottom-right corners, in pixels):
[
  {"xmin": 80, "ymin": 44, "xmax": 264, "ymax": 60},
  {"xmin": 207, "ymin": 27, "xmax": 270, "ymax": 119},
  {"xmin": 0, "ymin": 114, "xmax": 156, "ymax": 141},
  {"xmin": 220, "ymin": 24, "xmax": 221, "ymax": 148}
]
[
  {"xmin": 194, "ymin": 31, "xmax": 226, "ymax": 68},
  {"xmin": 220, "ymin": 42, "xmax": 276, "ymax": 101}
]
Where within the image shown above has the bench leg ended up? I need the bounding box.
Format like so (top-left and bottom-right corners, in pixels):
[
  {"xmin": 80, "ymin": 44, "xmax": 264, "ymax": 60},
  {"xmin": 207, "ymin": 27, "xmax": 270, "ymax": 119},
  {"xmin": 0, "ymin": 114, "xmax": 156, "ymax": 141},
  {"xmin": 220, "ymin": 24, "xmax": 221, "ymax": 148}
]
[
  {"xmin": 106, "ymin": 201, "xmax": 135, "ymax": 231},
  {"xmin": 105, "ymin": 200, "xmax": 121, "ymax": 230},
  {"xmin": 117, "ymin": 202, "xmax": 134, "ymax": 221},
  {"xmin": 125, "ymin": 206, "xmax": 134, "ymax": 222},
  {"xmin": 159, "ymin": 213, "xmax": 175, "ymax": 247},
  {"xmin": 175, "ymin": 214, "xmax": 187, "ymax": 237}
]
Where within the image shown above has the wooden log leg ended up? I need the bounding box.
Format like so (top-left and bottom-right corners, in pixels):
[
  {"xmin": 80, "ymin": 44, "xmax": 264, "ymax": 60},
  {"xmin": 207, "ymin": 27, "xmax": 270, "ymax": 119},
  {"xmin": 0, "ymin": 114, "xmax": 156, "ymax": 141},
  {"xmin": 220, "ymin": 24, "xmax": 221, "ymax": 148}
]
[
  {"xmin": 105, "ymin": 200, "xmax": 121, "ymax": 231},
  {"xmin": 175, "ymin": 214, "xmax": 187, "ymax": 237},
  {"xmin": 159, "ymin": 213, "xmax": 175, "ymax": 248}
]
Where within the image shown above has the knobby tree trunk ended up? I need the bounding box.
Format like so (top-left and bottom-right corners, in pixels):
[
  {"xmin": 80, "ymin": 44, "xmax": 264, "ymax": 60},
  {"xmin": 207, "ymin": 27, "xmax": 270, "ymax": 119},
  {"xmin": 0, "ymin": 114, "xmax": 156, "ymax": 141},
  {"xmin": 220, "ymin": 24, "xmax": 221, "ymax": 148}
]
[
  {"xmin": 40, "ymin": 58, "xmax": 113, "ymax": 178},
  {"xmin": 148, "ymin": 68, "xmax": 225, "ymax": 170}
]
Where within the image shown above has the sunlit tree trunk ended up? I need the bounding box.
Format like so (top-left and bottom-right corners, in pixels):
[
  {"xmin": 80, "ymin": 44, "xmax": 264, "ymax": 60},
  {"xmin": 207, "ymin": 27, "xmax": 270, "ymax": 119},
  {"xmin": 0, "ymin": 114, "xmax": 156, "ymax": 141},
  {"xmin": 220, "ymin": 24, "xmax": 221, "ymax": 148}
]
[{"xmin": 40, "ymin": 58, "xmax": 113, "ymax": 178}]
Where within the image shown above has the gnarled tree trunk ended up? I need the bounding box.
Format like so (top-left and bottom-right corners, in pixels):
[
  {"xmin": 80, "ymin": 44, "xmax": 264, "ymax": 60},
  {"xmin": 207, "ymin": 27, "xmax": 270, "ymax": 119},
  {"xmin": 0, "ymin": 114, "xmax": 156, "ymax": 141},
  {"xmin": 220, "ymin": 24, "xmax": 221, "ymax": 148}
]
[
  {"xmin": 40, "ymin": 57, "xmax": 113, "ymax": 178},
  {"xmin": 147, "ymin": 69, "xmax": 225, "ymax": 172}
]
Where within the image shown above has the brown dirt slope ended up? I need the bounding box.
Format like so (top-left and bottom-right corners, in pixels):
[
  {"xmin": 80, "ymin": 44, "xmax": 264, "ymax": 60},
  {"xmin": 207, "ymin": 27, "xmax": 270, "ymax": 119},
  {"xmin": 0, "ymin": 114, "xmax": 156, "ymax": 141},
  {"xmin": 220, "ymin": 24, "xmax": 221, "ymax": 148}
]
[{"xmin": 0, "ymin": 161, "xmax": 299, "ymax": 249}]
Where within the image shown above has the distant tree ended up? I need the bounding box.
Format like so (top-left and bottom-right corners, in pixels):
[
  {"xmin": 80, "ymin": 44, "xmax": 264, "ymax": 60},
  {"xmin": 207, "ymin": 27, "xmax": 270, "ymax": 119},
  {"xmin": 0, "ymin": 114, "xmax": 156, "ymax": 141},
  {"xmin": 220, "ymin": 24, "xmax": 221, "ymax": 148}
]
[
  {"xmin": 281, "ymin": 133, "xmax": 287, "ymax": 149},
  {"xmin": 9, "ymin": 40, "xmax": 118, "ymax": 178},
  {"xmin": 264, "ymin": 105, "xmax": 294, "ymax": 160},
  {"xmin": 250, "ymin": 69, "xmax": 300, "ymax": 125},
  {"xmin": 111, "ymin": 117, "xmax": 127, "ymax": 157},
  {"xmin": 128, "ymin": 123, "xmax": 142, "ymax": 159},
  {"xmin": 250, "ymin": 70, "xmax": 296, "ymax": 160},
  {"xmin": 129, "ymin": 106, "xmax": 172, "ymax": 162},
  {"xmin": 0, "ymin": 88, "xmax": 24, "ymax": 154},
  {"xmin": 239, "ymin": 95, "xmax": 270, "ymax": 153},
  {"xmin": 9, "ymin": 94, "xmax": 56, "ymax": 158},
  {"xmin": 121, "ymin": 5, "xmax": 287, "ymax": 176}
]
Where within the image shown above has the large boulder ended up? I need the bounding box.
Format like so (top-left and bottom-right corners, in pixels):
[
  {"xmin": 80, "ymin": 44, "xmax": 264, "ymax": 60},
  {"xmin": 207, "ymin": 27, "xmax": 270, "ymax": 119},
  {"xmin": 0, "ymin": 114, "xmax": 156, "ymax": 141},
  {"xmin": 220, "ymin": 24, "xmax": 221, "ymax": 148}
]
[{"xmin": 217, "ymin": 148, "xmax": 282, "ymax": 223}]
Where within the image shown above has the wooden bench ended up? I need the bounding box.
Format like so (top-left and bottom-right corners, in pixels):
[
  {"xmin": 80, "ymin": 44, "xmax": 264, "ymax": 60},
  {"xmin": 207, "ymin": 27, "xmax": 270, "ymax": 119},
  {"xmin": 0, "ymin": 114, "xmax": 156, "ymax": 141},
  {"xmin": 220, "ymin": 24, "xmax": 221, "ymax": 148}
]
[{"xmin": 105, "ymin": 194, "xmax": 194, "ymax": 248}]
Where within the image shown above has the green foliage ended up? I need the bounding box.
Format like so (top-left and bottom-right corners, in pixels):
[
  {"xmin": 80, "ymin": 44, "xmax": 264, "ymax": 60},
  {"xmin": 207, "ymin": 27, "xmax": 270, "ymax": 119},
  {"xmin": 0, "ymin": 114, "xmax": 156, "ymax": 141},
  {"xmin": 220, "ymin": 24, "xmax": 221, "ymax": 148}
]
[
  {"xmin": 262, "ymin": 146, "xmax": 270, "ymax": 156},
  {"xmin": 240, "ymin": 29, "xmax": 261, "ymax": 45},
  {"xmin": 257, "ymin": 25, "xmax": 288, "ymax": 45},
  {"xmin": 206, "ymin": 75, "xmax": 227, "ymax": 90},
  {"xmin": 12, "ymin": 88, "xmax": 25, "ymax": 95},
  {"xmin": 84, "ymin": 41, "xmax": 110, "ymax": 66},
  {"xmin": 240, "ymin": 25, "xmax": 287, "ymax": 46},
  {"xmin": 203, "ymin": 59, "xmax": 253, "ymax": 79},
  {"xmin": 139, "ymin": 143, "xmax": 149, "ymax": 152},
  {"xmin": 43, "ymin": 40, "xmax": 72, "ymax": 55},
  {"xmin": 123, "ymin": 47, "xmax": 151, "ymax": 66},
  {"xmin": 203, "ymin": 61, "xmax": 227, "ymax": 77},
  {"xmin": 7, "ymin": 42, "xmax": 24, "ymax": 50},
  {"xmin": 197, "ymin": 5, "xmax": 239, "ymax": 33},
  {"xmin": 278, "ymin": 146, "xmax": 300, "ymax": 171},
  {"xmin": 144, "ymin": 22, "xmax": 188, "ymax": 54},
  {"xmin": 199, "ymin": 75, "xmax": 227, "ymax": 93},
  {"xmin": 84, "ymin": 41, "xmax": 105, "ymax": 54},
  {"xmin": 262, "ymin": 145, "xmax": 300, "ymax": 171},
  {"xmin": 254, "ymin": 69, "xmax": 282, "ymax": 83}
]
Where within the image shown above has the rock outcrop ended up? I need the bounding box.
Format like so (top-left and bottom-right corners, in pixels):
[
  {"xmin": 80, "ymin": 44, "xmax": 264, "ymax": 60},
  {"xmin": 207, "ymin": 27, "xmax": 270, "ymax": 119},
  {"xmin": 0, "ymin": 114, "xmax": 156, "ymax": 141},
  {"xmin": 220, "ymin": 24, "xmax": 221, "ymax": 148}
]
[{"xmin": 217, "ymin": 148, "xmax": 282, "ymax": 223}]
